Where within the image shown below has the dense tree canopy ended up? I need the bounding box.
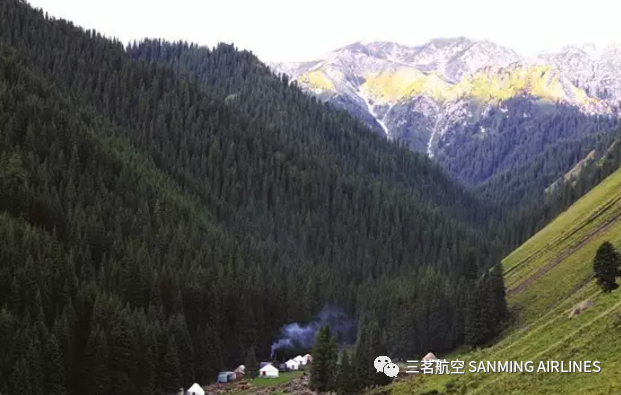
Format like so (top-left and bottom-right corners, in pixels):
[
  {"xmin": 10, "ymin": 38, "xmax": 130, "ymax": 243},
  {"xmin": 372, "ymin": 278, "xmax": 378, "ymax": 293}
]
[
  {"xmin": 0, "ymin": 1, "xmax": 509, "ymax": 394},
  {"xmin": 496, "ymin": 127, "xmax": 621, "ymax": 251},
  {"xmin": 439, "ymin": 97, "xmax": 618, "ymax": 188}
]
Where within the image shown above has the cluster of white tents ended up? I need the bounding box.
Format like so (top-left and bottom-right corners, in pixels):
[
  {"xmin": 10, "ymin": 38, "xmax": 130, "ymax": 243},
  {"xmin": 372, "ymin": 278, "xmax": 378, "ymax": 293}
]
[
  {"xmin": 284, "ymin": 354, "xmax": 312, "ymax": 371},
  {"xmin": 181, "ymin": 353, "xmax": 314, "ymax": 393}
]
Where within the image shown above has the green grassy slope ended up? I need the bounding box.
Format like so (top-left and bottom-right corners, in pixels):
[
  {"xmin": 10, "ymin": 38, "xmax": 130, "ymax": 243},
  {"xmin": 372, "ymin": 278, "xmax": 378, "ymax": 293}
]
[{"xmin": 384, "ymin": 165, "xmax": 621, "ymax": 395}]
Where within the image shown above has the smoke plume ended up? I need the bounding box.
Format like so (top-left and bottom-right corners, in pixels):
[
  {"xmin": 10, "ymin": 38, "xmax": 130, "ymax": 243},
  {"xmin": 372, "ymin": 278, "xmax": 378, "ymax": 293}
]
[{"xmin": 270, "ymin": 306, "xmax": 355, "ymax": 358}]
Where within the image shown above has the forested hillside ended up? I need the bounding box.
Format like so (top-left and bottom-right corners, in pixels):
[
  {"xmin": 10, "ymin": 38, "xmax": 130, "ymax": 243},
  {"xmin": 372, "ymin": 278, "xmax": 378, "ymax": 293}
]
[
  {"xmin": 125, "ymin": 40, "xmax": 497, "ymax": 225},
  {"xmin": 475, "ymin": 130, "xmax": 616, "ymax": 209},
  {"xmin": 436, "ymin": 97, "xmax": 617, "ymax": 188},
  {"xmin": 0, "ymin": 1, "xmax": 506, "ymax": 395},
  {"xmin": 486, "ymin": 126, "xmax": 621, "ymax": 250}
]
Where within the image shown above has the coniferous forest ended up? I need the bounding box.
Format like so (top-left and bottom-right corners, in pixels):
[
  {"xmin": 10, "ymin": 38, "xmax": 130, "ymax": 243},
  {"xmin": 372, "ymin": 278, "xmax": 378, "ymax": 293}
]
[{"xmin": 2, "ymin": 1, "xmax": 619, "ymax": 394}]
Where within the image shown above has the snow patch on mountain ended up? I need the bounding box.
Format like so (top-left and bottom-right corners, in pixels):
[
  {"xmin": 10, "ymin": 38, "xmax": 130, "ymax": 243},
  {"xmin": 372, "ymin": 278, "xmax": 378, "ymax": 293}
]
[
  {"xmin": 346, "ymin": 79, "xmax": 390, "ymax": 136},
  {"xmin": 427, "ymin": 116, "xmax": 441, "ymax": 157},
  {"xmin": 362, "ymin": 93, "xmax": 389, "ymax": 136}
]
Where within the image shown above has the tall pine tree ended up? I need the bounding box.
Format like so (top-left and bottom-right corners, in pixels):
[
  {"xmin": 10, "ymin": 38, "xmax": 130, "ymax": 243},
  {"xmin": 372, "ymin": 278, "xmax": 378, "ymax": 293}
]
[
  {"xmin": 310, "ymin": 325, "xmax": 338, "ymax": 392},
  {"xmin": 43, "ymin": 334, "xmax": 66, "ymax": 395},
  {"xmin": 336, "ymin": 350, "xmax": 357, "ymax": 395},
  {"xmin": 244, "ymin": 347, "xmax": 259, "ymax": 379}
]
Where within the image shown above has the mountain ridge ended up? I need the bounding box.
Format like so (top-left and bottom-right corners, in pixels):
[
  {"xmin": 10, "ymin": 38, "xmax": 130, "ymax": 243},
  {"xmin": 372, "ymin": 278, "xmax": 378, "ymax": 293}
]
[{"xmin": 271, "ymin": 37, "xmax": 620, "ymax": 191}]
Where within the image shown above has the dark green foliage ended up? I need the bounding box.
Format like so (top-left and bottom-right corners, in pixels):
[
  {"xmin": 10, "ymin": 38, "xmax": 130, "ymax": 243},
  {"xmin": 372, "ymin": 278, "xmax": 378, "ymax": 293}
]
[
  {"xmin": 0, "ymin": 1, "xmax": 510, "ymax": 394},
  {"xmin": 129, "ymin": 321, "xmax": 156, "ymax": 395},
  {"xmin": 352, "ymin": 319, "xmax": 391, "ymax": 390},
  {"xmin": 171, "ymin": 315, "xmax": 195, "ymax": 386},
  {"xmin": 158, "ymin": 338, "xmax": 182, "ymax": 394},
  {"xmin": 440, "ymin": 97, "xmax": 617, "ymax": 188},
  {"xmin": 0, "ymin": 153, "xmax": 27, "ymax": 217},
  {"xmin": 43, "ymin": 335, "xmax": 66, "ymax": 395},
  {"xmin": 475, "ymin": 130, "xmax": 616, "ymax": 208},
  {"xmin": 464, "ymin": 264, "xmax": 508, "ymax": 347},
  {"xmin": 10, "ymin": 358, "xmax": 33, "ymax": 395},
  {"xmin": 310, "ymin": 326, "xmax": 338, "ymax": 392},
  {"xmin": 83, "ymin": 327, "xmax": 110, "ymax": 395},
  {"xmin": 593, "ymin": 241, "xmax": 621, "ymax": 293},
  {"xmin": 244, "ymin": 347, "xmax": 259, "ymax": 379},
  {"xmin": 488, "ymin": 264, "xmax": 508, "ymax": 321},
  {"xmin": 336, "ymin": 350, "xmax": 357, "ymax": 395},
  {"xmin": 109, "ymin": 313, "xmax": 134, "ymax": 395},
  {"xmin": 481, "ymin": 126, "xmax": 621, "ymax": 252}
]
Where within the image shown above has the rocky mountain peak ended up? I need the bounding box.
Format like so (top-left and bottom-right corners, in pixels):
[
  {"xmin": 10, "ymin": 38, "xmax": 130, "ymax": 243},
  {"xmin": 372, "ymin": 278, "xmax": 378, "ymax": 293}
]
[{"xmin": 271, "ymin": 37, "xmax": 619, "ymax": 158}]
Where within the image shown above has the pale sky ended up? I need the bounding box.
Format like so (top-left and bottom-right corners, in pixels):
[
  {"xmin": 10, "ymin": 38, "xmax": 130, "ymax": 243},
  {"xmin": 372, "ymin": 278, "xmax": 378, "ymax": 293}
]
[{"xmin": 26, "ymin": 0, "xmax": 621, "ymax": 63}]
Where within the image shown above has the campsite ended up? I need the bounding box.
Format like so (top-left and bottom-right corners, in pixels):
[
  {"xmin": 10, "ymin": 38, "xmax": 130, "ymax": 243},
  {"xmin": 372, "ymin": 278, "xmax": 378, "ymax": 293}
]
[
  {"xmin": 196, "ymin": 370, "xmax": 305, "ymax": 395},
  {"xmin": 179, "ymin": 350, "xmax": 444, "ymax": 395},
  {"xmin": 179, "ymin": 354, "xmax": 312, "ymax": 395}
]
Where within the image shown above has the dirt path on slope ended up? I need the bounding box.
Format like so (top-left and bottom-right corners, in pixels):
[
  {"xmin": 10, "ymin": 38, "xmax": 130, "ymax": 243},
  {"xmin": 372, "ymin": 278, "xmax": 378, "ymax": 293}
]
[{"xmin": 507, "ymin": 207, "xmax": 621, "ymax": 297}]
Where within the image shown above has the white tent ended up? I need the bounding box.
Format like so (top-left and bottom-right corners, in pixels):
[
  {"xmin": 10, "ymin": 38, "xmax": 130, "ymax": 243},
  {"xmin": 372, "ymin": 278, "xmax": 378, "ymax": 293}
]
[
  {"xmin": 285, "ymin": 359, "xmax": 300, "ymax": 370},
  {"xmin": 259, "ymin": 363, "xmax": 279, "ymax": 378},
  {"xmin": 186, "ymin": 383, "xmax": 205, "ymax": 395},
  {"xmin": 294, "ymin": 355, "xmax": 307, "ymax": 365},
  {"xmin": 422, "ymin": 352, "xmax": 438, "ymax": 361}
]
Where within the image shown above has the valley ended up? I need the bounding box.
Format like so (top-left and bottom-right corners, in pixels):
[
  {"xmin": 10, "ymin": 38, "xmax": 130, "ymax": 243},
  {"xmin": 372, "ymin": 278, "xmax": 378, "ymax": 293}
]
[{"xmin": 1, "ymin": 1, "xmax": 621, "ymax": 395}]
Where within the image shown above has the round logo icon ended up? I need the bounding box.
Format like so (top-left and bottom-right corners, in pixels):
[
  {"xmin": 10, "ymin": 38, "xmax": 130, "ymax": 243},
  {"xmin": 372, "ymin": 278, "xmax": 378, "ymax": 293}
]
[
  {"xmin": 383, "ymin": 362, "xmax": 400, "ymax": 378},
  {"xmin": 374, "ymin": 356, "xmax": 392, "ymax": 373}
]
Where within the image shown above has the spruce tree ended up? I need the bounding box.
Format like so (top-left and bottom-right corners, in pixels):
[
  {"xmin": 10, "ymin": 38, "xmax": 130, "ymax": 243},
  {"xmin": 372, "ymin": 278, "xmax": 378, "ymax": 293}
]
[
  {"xmin": 109, "ymin": 315, "xmax": 133, "ymax": 395},
  {"xmin": 593, "ymin": 241, "xmax": 621, "ymax": 292},
  {"xmin": 9, "ymin": 358, "xmax": 32, "ymax": 395},
  {"xmin": 336, "ymin": 350, "xmax": 356, "ymax": 395},
  {"xmin": 43, "ymin": 334, "xmax": 66, "ymax": 395},
  {"xmin": 204, "ymin": 324, "xmax": 224, "ymax": 382},
  {"xmin": 328, "ymin": 335, "xmax": 339, "ymax": 389},
  {"xmin": 352, "ymin": 320, "xmax": 373, "ymax": 390},
  {"xmin": 83, "ymin": 328, "xmax": 110, "ymax": 395},
  {"xmin": 464, "ymin": 276, "xmax": 488, "ymax": 347},
  {"xmin": 353, "ymin": 319, "xmax": 390, "ymax": 388},
  {"xmin": 130, "ymin": 326, "xmax": 156, "ymax": 395},
  {"xmin": 310, "ymin": 325, "xmax": 338, "ymax": 392},
  {"xmin": 487, "ymin": 264, "xmax": 508, "ymax": 326},
  {"xmin": 244, "ymin": 346, "xmax": 259, "ymax": 379},
  {"xmin": 158, "ymin": 338, "xmax": 182, "ymax": 394},
  {"xmin": 171, "ymin": 315, "xmax": 195, "ymax": 386},
  {"xmin": 27, "ymin": 335, "xmax": 44, "ymax": 395}
]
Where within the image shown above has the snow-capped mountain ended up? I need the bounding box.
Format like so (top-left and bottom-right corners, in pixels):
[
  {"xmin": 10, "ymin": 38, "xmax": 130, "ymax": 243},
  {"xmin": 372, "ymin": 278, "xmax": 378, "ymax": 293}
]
[
  {"xmin": 537, "ymin": 43, "xmax": 621, "ymax": 102},
  {"xmin": 270, "ymin": 38, "xmax": 620, "ymax": 186}
]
